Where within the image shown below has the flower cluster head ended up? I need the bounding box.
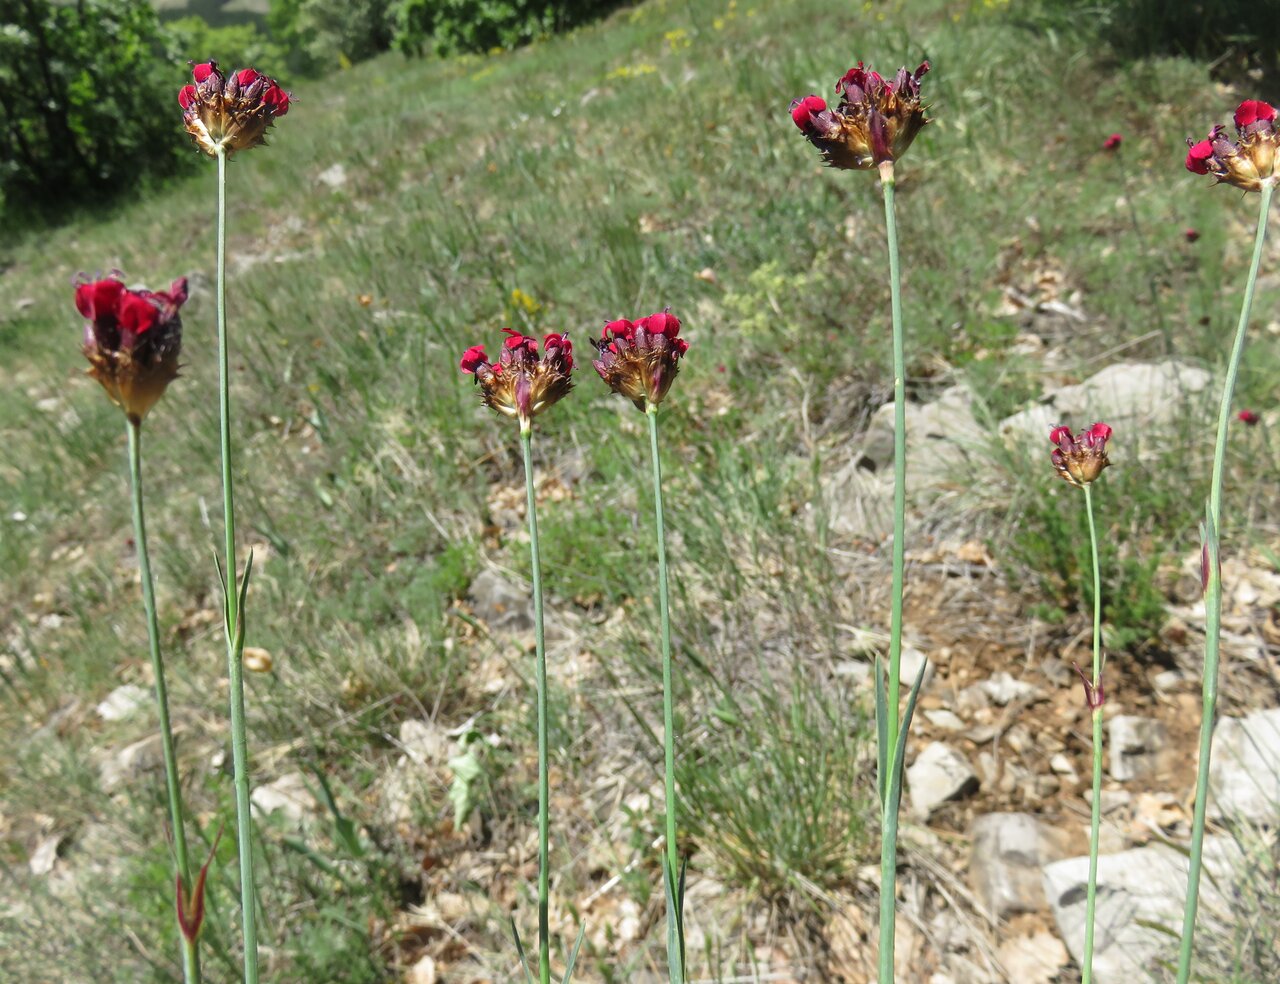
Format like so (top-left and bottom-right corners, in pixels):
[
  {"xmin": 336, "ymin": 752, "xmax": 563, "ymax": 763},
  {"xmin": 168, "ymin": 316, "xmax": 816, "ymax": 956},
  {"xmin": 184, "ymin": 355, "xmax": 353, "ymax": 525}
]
[
  {"xmin": 789, "ymin": 61, "xmax": 930, "ymax": 170},
  {"xmin": 1049, "ymin": 423, "xmax": 1112, "ymax": 488},
  {"xmin": 77, "ymin": 275, "xmax": 187, "ymax": 425},
  {"xmin": 179, "ymin": 61, "xmax": 290, "ymax": 158},
  {"xmin": 591, "ymin": 309, "xmax": 688, "ymax": 411},
  {"xmin": 1103, "ymin": 133, "xmax": 1123, "ymax": 151},
  {"xmin": 459, "ymin": 329, "xmax": 574, "ymax": 427},
  {"xmin": 1186, "ymin": 100, "xmax": 1278, "ymax": 192},
  {"xmin": 1238, "ymin": 409, "xmax": 1261, "ymax": 426}
]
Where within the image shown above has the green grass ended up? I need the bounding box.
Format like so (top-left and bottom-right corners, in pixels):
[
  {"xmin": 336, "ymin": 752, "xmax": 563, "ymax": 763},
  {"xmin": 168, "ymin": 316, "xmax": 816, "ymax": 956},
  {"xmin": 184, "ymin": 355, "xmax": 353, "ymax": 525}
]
[{"xmin": 3, "ymin": 0, "xmax": 1280, "ymax": 978}]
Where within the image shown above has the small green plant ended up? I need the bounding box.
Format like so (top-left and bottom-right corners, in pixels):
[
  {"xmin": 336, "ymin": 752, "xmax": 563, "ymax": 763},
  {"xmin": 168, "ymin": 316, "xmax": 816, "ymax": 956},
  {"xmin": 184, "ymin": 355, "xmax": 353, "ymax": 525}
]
[
  {"xmin": 392, "ymin": 0, "xmax": 622, "ymax": 57},
  {"xmin": 680, "ymin": 671, "xmax": 876, "ymax": 899}
]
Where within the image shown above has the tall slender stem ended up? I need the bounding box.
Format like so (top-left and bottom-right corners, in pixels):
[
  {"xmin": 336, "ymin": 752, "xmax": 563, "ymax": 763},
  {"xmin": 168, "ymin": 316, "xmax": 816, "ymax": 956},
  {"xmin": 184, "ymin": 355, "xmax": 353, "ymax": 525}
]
[
  {"xmin": 1176, "ymin": 181, "xmax": 1275, "ymax": 983},
  {"xmin": 216, "ymin": 145, "xmax": 260, "ymax": 983},
  {"xmin": 520, "ymin": 425, "xmax": 552, "ymax": 984},
  {"xmin": 876, "ymin": 158, "xmax": 909, "ymax": 984},
  {"xmin": 128, "ymin": 420, "xmax": 201, "ymax": 984},
  {"xmin": 1081, "ymin": 484, "xmax": 1104, "ymax": 984},
  {"xmin": 647, "ymin": 402, "xmax": 683, "ymax": 983}
]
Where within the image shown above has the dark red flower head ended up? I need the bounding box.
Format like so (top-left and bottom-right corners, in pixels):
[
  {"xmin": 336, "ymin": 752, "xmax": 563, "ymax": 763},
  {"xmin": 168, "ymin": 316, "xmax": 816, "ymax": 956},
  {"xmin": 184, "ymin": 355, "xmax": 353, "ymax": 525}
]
[
  {"xmin": 789, "ymin": 60, "xmax": 929, "ymax": 171},
  {"xmin": 179, "ymin": 59, "xmax": 290, "ymax": 158},
  {"xmin": 1238, "ymin": 409, "xmax": 1261, "ymax": 426},
  {"xmin": 1049, "ymin": 422, "xmax": 1112, "ymax": 488},
  {"xmin": 1103, "ymin": 133, "xmax": 1122, "ymax": 151},
  {"xmin": 459, "ymin": 329, "xmax": 573, "ymax": 427},
  {"xmin": 1184, "ymin": 227, "xmax": 1201, "ymax": 242},
  {"xmin": 77, "ymin": 274, "xmax": 187, "ymax": 424},
  {"xmin": 1186, "ymin": 100, "xmax": 1278, "ymax": 192},
  {"xmin": 592, "ymin": 308, "xmax": 688, "ymax": 411}
]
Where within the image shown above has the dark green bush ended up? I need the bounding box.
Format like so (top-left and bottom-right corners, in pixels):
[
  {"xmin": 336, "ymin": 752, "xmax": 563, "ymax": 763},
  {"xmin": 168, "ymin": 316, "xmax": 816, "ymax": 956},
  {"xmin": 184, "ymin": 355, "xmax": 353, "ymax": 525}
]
[
  {"xmin": 392, "ymin": 0, "xmax": 623, "ymax": 57},
  {"xmin": 268, "ymin": 0, "xmax": 394, "ymax": 75},
  {"xmin": 0, "ymin": 0, "xmax": 183, "ymax": 215},
  {"xmin": 165, "ymin": 15, "xmax": 288, "ymax": 75},
  {"xmin": 1030, "ymin": 0, "xmax": 1280, "ymax": 74}
]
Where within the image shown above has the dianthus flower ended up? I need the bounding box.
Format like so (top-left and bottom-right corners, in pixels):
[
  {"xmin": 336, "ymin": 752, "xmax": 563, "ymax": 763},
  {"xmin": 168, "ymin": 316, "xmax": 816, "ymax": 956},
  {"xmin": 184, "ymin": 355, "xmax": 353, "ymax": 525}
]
[
  {"xmin": 1185, "ymin": 100, "xmax": 1279, "ymax": 192},
  {"xmin": 1049, "ymin": 422, "xmax": 1112, "ymax": 488},
  {"xmin": 179, "ymin": 61, "xmax": 290, "ymax": 157},
  {"xmin": 459, "ymin": 329, "xmax": 574, "ymax": 427},
  {"xmin": 77, "ymin": 275, "xmax": 187, "ymax": 424},
  {"xmin": 789, "ymin": 61, "xmax": 929, "ymax": 170},
  {"xmin": 591, "ymin": 310, "xmax": 689, "ymax": 410}
]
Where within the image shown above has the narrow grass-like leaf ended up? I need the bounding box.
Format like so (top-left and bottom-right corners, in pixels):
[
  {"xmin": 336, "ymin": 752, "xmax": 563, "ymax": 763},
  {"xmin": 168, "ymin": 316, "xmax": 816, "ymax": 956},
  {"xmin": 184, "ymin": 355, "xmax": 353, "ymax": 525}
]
[
  {"xmin": 873, "ymin": 653, "xmax": 889, "ymax": 808},
  {"xmin": 511, "ymin": 919, "xmax": 536, "ymax": 984},
  {"xmin": 561, "ymin": 921, "xmax": 586, "ymax": 983},
  {"xmin": 663, "ymin": 855, "xmax": 686, "ymax": 984}
]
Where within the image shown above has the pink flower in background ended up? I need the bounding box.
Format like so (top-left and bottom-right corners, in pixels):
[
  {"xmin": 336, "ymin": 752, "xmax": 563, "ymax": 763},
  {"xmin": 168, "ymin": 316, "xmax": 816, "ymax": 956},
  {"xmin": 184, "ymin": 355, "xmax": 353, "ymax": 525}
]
[
  {"xmin": 1049, "ymin": 422, "xmax": 1112, "ymax": 488},
  {"xmin": 1238, "ymin": 409, "xmax": 1261, "ymax": 426},
  {"xmin": 1103, "ymin": 133, "xmax": 1122, "ymax": 151},
  {"xmin": 1184, "ymin": 228, "xmax": 1201, "ymax": 242}
]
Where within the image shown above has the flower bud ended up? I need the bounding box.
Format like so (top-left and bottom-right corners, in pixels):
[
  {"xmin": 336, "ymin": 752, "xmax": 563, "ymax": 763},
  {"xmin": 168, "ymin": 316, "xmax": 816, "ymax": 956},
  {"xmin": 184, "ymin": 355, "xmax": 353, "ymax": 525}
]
[
  {"xmin": 1049, "ymin": 422, "xmax": 1112, "ymax": 488},
  {"xmin": 77, "ymin": 275, "xmax": 186, "ymax": 425}
]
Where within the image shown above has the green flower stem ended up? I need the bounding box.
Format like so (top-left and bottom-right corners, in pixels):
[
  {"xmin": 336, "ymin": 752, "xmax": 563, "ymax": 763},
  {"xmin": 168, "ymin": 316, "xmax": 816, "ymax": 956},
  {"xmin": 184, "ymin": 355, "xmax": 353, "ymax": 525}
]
[
  {"xmin": 647, "ymin": 402, "xmax": 684, "ymax": 983},
  {"xmin": 519, "ymin": 423, "xmax": 552, "ymax": 984},
  {"xmin": 877, "ymin": 158, "xmax": 909, "ymax": 984},
  {"xmin": 128, "ymin": 420, "xmax": 200, "ymax": 984},
  {"xmin": 1176, "ymin": 180, "xmax": 1275, "ymax": 983},
  {"xmin": 1081, "ymin": 483, "xmax": 1104, "ymax": 984},
  {"xmin": 216, "ymin": 145, "xmax": 260, "ymax": 984}
]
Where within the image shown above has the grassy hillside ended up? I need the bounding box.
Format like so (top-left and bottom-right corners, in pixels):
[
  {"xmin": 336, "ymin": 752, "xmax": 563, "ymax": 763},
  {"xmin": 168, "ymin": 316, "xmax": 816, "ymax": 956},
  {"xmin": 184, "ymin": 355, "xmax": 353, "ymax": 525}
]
[{"xmin": 2, "ymin": 0, "xmax": 1278, "ymax": 980}]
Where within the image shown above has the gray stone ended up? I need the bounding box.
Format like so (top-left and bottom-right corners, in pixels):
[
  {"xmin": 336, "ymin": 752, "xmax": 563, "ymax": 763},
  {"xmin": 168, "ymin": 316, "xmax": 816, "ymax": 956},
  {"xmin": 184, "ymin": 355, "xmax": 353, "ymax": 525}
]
[
  {"xmin": 467, "ymin": 568, "xmax": 533, "ymax": 632},
  {"xmin": 1209, "ymin": 708, "xmax": 1280, "ymax": 823},
  {"xmin": 899, "ymin": 645, "xmax": 933, "ymax": 689},
  {"xmin": 908, "ymin": 742, "xmax": 979, "ymax": 818},
  {"xmin": 969, "ymin": 812, "xmax": 1067, "ymax": 918},
  {"xmin": 1002, "ymin": 361, "xmax": 1211, "ymax": 444},
  {"xmin": 979, "ymin": 671, "xmax": 1038, "ymax": 706},
  {"xmin": 862, "ymin": 385, "xmax": 982, "ymax": 492},
  {"xmin": 1043, "ymin": 837, "xmax": 1241, "ymax": 984},
  {"xmin": 99, "ymin": 735, "xmax": 162, "ymax": 791},
  {"xmin": 250, "ymin": 772, "xmax": 314, "ymax": 824},
  {"xmin": 923, "ymin": 708, "xmax": 966, "ymax": 732},
  {"xmin": 1108, "ymin": 715, "xmax": 1170, "ymax": 782},
  {"xmin": 95, "ymin": 684, "xmax": 150, "ymax": 722}
]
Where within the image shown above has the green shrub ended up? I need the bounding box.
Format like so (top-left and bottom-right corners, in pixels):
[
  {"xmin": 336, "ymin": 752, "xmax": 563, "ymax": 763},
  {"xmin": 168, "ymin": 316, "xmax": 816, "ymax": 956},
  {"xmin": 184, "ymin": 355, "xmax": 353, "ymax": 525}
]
[
  {"xmin": 1027, "ymin": 0, "xmax": 1280, "ymax": 74},
  {"xmin": 269, "ymin": 0, "xmax": 394, "ymax": 75},
  {"xmin": 0, "ymin": 0, "xmax": 183, "ymax": 216},
  {"xmin": 392, "ymin": 0, "xmax": 624, "ymax": 57},
  {"xmin": 164, "ymin": 15, "xmax": 288, "ymax": 75},
  {"xmin": 679, "ymin": 671, "xmax": 875, "ymax": 900}
]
